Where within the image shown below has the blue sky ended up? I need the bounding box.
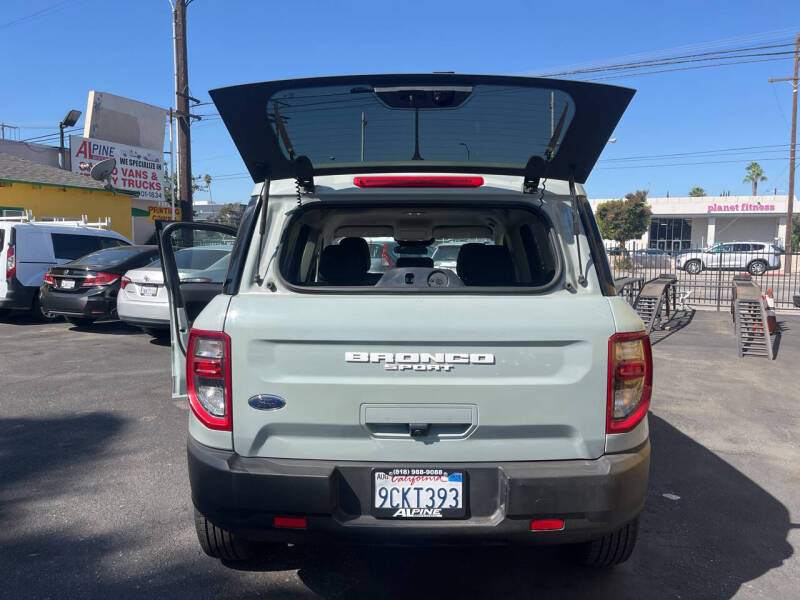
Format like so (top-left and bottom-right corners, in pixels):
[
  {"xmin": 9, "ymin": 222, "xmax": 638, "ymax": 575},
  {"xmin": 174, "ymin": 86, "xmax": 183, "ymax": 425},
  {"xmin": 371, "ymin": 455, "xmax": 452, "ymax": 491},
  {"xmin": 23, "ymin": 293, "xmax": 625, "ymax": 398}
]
[{"xmin": 1, "ymin": 0, "xmax": 798, "ymax": 203}]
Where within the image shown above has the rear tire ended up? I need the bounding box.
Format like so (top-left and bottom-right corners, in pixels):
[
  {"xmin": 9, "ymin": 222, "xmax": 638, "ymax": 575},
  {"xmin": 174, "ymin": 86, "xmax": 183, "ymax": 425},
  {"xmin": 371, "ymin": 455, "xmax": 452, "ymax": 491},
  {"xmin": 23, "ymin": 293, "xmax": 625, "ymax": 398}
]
[
  {"xmin": 684, "ymin": 260, "xmax": 702, "ymax": 275},
  {"xmin": 576, "ymin": 518, "xmax": 639, "ymax": 567},
  {"xmin": 32, "ymin": 294, "xmax": 61, "ymax": 322},
  {"xmin": 748, "ymin": 260, "xmax": 767, "ymax": 276},
  {"xmin": 194, "ymin": 509, "xmax": 256, "ymax": 561},
  {"xmin": 66, "ymin": 316, "xmax": 94, "ymax": 327}
]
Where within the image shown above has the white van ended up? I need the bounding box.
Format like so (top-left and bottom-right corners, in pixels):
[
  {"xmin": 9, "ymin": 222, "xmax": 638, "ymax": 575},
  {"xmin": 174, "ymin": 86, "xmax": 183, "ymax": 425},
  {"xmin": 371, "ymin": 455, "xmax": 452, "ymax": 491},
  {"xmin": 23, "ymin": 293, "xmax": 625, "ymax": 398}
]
[{"xmin": 0, "ymin": 214, "xmax": 131, "ymax": 320}]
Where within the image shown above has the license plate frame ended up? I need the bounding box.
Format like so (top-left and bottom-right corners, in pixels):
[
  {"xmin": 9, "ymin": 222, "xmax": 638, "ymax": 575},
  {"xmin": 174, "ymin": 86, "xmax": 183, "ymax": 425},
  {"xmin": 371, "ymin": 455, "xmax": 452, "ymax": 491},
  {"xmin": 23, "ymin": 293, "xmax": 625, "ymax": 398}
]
[
  {"xmin": 139, "ymin": 284, "xmax": 158, "ymax": 297},
  {"xmin": 59, "ymin": 279, "xmax": 76, "ymax": 290},
  {"xmin": 371, "ymin": 468, "xmax": 467, "ymax": 519}
]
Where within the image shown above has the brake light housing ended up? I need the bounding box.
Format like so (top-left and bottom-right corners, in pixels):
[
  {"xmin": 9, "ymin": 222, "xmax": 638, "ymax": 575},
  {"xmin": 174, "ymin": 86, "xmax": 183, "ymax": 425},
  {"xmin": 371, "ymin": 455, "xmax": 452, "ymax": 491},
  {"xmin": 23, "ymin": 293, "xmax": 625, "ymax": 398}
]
[
  {"xmin": 607, "ymin": 331, "xmax": 652, "ymax": 434},
  {"xmin": 120, "ymin": 276, "xmax": 132, "ymax": 290},
  {"xmin": 353, "ymin": 175, "xmax": 484, "ymax": 188},
  {"xmin": 187, "ymin": 329, "xmax": 232, "ymax": 431},
  {"xmin": 81, "ymin": 271, "xmax": 119, "ymax": 287},
  {"xmin": 6, "ymin": 245, "xmax": 15, "ymax": 279},
  {"xmin": 43, "ymin": 271, "xmax": 55, "ymax": 285},
  {"xmin": 381, "ymin": 242, "xmax": 395, "ymax": 268}
]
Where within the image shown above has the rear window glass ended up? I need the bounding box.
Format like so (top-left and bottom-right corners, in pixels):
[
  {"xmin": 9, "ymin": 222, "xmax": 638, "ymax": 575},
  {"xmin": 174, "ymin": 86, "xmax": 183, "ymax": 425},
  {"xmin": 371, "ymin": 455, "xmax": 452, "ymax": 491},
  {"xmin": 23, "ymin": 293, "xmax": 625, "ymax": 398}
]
[
  {"xmin": 267, "ymin": 84, "xmax": 574, "ymax": 170},
  {"xmin": 279, "ymin": 205, "xmax": 559, "ymax": 291},
  {"xmin": 70, "ymin": 246, "xmax": 152, "ymax": 266},
  {"xmin": 51, "ymin": 233, "xmax": 128, "ymax": 260}
]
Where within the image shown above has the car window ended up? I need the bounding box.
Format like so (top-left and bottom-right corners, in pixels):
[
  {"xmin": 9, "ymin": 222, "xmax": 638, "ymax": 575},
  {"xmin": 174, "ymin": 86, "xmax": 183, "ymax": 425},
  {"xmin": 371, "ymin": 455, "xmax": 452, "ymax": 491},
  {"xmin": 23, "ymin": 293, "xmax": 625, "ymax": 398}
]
[
  {"xmin": 433, "ymin": 246, "xmax": 461, "ymax": 261},
  {"xmin": 51, "ymin": 233, "xmax": 128, "ymax": 260},
  {"xmin": 750, "ymin": 244, "xmax": 764, "ymax": 252},
  {"xmin": 732, "ymin": 244, "xmax": 750, "ymax": 252},
  {"xmin": 280, "ymin": 205, "xmax": 558, "ymax": 289},
  {"xmin": 0, "ymin": 229, "xmax": 4, "ymax": 249},
  {"xmin": 69, "ymin": 246, "xmax": 153, "ymax": 266},
  {"xmin": 147, "ymin": 248, "xmax": 231, "ymax": 270}
]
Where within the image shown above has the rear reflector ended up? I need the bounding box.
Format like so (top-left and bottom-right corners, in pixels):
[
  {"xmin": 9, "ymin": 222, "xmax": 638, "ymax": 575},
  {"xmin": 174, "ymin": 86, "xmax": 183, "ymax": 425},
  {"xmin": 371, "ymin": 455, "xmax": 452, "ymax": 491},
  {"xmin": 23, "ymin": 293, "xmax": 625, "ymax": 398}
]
[
  {"xmin": 530, "ymin": 519, "xmax": 564, "ymax": 531},
  {"xmin": 353, "ymin": 176, "xmax": 484, "ymax": 188},
  {"xmin": 274, "ymin": 516, "xmax": 307, "ymax": 529}
]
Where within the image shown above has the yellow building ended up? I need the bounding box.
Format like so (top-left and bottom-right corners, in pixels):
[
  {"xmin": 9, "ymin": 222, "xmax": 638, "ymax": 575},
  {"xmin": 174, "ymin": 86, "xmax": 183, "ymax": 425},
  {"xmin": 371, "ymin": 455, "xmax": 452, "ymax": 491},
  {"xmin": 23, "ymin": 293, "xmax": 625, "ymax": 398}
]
[{"xmin": 0, "ymin": 152, "xmax": 138, "ymax": 240}]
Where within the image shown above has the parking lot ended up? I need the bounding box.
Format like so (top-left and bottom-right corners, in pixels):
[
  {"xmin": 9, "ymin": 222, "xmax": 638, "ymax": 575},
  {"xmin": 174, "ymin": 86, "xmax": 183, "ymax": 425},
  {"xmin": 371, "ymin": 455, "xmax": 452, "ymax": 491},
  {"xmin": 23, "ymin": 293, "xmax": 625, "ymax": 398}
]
[{"xmin": 1, "ymin": 310, "xmax": 798, "ymax": 600}]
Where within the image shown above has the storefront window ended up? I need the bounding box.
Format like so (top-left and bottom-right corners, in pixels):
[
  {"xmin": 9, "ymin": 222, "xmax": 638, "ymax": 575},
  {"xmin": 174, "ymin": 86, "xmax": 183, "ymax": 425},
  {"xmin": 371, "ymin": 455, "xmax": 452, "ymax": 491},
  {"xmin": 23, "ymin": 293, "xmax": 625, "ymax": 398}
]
[{"xmin": 649, "ymin": 218, "xmax": 692, "ymax": 253}]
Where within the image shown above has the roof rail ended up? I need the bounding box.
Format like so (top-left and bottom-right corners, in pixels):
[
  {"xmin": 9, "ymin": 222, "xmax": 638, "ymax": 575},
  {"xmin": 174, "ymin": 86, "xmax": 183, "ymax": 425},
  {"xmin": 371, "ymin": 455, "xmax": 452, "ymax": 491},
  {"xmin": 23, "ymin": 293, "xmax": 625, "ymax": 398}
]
[
  {"xmin": 0, "ymin": 210, "xmax": 34, "ymax": 222},
  {"xmin": 0, "ymin": 212, "xmax": 111, "ymax": 229}
]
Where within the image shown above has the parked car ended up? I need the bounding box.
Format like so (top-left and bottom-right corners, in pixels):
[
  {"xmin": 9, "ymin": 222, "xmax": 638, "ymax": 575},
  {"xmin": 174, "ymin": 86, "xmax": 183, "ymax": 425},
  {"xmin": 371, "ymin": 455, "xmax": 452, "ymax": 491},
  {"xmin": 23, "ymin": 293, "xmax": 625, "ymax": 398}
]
[
  {"xmin": 675, "ymin": 241, "xmax": 781, "ymax": 275},
  {"xmin": 40, "ymin": 245, "xmax": 159, "ymax": 326},
  {"xmin": 117, "ymin": 246, "xmax": 231, "ymax": 335},
  {"xmin": 160, "ymin": 74, "xmax": 650, "ymax": 567},
  {"xmin": 631, "ymin": 248, "xmax": 672, "ymax": 270},
  {"xmin": 1, "ymin": 216, "xmax": 130, "ymax": 321}
]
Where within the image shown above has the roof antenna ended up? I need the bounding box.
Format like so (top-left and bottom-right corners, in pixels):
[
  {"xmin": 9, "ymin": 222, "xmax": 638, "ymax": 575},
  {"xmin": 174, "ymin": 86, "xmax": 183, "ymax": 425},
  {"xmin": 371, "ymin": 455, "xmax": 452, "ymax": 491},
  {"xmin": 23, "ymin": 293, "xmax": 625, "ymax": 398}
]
[{"xmin": 568, "ymin": 172, "xmax": 587, "ymax": 287}]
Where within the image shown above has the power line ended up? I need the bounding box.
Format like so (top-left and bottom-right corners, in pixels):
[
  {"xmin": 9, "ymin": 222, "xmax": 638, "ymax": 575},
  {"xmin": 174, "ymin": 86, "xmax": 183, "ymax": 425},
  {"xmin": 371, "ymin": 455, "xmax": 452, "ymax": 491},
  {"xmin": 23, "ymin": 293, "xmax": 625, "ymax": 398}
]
[
  {"xmin": 0, "ymin": 0, "xmax": 77, "ymax": 30},
  {"xmin": 587, "ymin": 56, "xmax": 794, "ymax": 81},
  {"xmin": 596, "ymin": 156, "xmax": 791, "ymax": 170},
  {"xmin": 599, "ymin": 144, "xmax": 790, "ymax": 162}
]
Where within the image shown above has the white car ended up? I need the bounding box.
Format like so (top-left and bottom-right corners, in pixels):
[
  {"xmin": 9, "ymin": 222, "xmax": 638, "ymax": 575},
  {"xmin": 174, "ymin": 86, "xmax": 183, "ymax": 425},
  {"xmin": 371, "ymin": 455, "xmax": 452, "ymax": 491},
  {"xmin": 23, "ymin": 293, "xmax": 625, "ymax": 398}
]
[
  {"xmin": 675, "ymin": 241, "xmax": 781, "ymax": 276},
  {"xmin": 117, "ymin": 247, "xmax": 231, "ymax": 334}
]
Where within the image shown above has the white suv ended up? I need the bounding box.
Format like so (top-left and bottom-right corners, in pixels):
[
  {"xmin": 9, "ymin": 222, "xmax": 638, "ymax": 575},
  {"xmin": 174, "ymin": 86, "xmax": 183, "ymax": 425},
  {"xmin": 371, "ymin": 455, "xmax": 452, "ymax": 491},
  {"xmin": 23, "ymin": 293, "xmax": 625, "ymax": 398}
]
[
  {"xmin": 159, "ymin": 74, "xmax": 651, "ymax": 567},
  {"xmin": 676, "ymin": 241, "xmax": 781, "ymax": 275}
]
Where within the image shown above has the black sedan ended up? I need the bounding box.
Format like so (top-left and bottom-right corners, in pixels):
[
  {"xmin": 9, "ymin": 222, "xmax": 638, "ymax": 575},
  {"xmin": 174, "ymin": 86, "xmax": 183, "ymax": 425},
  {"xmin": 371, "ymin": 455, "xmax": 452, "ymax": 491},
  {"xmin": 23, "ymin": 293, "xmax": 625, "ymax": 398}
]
[{"xmin": 40, "ymin": 245, "xmax": 160, "ymax": 326}]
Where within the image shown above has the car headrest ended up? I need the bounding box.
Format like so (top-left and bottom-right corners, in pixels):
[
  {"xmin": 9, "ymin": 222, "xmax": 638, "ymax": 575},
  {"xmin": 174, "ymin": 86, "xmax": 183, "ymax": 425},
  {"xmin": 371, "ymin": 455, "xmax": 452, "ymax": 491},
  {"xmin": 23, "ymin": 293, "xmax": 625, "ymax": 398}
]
[
  {"xmin": 338, "ymin": 237, "xmax": 370, "ymax": 273},
  {"xmin": 396, "ymin": 256, "xmax": 434, "ymax": 268},
  {"xmin": 319, "ymin": 237, "xmax": 370, "ymax": 284},
  {"xmin": 456, "ymin": 243, "xmax": 516, "ymax": 286}
]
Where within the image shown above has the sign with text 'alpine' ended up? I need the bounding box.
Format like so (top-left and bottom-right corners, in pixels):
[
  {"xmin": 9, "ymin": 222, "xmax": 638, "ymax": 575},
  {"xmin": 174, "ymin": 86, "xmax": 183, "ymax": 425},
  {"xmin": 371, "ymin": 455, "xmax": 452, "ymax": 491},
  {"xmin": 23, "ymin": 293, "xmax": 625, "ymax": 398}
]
[{"xmin": 70, "ymin": 135, "xmax": 165, "ymax": 202}]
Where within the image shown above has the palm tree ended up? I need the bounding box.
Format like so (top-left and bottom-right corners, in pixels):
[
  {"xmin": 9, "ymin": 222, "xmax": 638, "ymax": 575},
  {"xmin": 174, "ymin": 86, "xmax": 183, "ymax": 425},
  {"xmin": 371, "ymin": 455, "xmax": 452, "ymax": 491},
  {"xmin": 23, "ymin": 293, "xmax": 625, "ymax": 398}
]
[
  {"xmin": 203, "ymin": 174, "xmax": 213, "ymax": 203},
  {"xmin": 743, "ymin": 162, "xmax": 767, "ymax": 196}
]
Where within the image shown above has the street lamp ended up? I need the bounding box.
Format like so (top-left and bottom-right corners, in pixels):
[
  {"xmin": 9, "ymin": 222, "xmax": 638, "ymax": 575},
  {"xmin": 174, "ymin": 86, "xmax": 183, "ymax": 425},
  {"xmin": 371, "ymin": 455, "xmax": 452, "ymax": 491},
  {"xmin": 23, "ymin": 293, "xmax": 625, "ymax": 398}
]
[{"xmin": 59, "ymin": 109, "xmax": 82, "ymax": 170}]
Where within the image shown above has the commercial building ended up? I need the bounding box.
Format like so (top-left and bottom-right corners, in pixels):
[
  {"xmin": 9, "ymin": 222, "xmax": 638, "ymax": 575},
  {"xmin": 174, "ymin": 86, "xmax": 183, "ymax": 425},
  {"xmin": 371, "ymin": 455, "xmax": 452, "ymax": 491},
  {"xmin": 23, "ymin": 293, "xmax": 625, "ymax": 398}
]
[
  {"xmin": 0, "ymin": 152, "xmax": 139, "ymax": 240},
  {"xmin": 588, "ymin": 194, "xmax": 799, "ymax": 251}
]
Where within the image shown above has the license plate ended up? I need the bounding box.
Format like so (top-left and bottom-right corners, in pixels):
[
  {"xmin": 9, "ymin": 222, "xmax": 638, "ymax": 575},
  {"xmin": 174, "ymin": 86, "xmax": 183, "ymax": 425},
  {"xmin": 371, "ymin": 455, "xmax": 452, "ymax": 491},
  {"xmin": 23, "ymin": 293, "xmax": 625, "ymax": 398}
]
[
  {"xmin": 373, "ymin": 468, "xmax": 466, "ymax": 519},
  {"xmin": 60, "ymin": 279, "xmax": 75, "ymax": 290},
  {"xmin": 139, "ymin": 284, "xmax": 158, "ymax": 297}
]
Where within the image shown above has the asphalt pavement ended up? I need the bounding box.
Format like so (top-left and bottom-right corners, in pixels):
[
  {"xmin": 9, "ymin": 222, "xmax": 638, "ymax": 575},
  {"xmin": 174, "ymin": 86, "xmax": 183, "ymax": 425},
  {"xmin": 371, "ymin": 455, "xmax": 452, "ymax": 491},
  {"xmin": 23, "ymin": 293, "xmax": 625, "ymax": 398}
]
[{"xmin": 0, "ymin": 310, "xmax": 798, "ymax": 599}]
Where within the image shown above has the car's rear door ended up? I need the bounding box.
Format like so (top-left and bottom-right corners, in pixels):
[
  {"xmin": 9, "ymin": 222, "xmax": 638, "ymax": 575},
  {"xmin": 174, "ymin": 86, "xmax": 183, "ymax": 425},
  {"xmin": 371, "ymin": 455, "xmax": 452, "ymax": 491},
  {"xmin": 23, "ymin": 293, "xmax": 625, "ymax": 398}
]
[{"xmin": 158, "ymin": 222, "xmax": 237, "ymax": 398}]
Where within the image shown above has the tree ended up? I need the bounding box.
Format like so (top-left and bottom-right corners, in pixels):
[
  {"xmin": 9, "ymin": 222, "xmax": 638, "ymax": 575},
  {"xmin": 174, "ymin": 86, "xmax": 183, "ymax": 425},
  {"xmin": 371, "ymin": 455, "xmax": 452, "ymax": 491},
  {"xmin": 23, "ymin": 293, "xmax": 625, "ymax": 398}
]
[
  {"xmin": 164, "ymin": 169, "xmax": 203, "ymax": 204},
  {"xmin": 208, "ymin": 203, "xmax": 244, "ymax": 228},
  {"xmin": 792, "ymin": 214, "xmax": 800, "ymax": 252},
  {"xmin": 595, "ymin": 190, "xmax": 652, "ymax": 251},
  {"xmin": 743, "ymin": 162, "xmax": 767, "ymax": 196},
  {"xmin": 688, "ymin": 187, "xmax": 706, "ymax": 197}
]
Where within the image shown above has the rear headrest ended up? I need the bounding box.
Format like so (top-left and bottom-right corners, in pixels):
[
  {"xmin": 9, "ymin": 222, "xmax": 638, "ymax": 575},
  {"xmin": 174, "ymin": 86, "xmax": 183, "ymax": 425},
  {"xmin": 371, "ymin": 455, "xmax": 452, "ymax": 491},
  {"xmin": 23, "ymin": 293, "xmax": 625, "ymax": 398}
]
[
  {"xmin": 338, "ymin": 237, "xmax": 370, "ymax": 273},
  {"xmin": 456, "ymin": 243, "xmax": 516, "ymax": 286},
  {"xmin": 319, "ymin": 237, "xmax": 370, "ymax": 285},
  {"xmin": 396, "ymin": 256, "xmax": 434, "ymax": 268}
]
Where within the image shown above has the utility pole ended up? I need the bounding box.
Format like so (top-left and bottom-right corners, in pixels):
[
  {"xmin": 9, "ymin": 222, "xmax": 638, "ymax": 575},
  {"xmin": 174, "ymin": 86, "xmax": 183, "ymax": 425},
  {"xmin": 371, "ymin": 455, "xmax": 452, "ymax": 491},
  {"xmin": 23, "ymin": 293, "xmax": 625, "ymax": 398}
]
[
  {"xmin": 174, "ymin": 0, "xmax": 193, "ymax": 222},
  {"xmin": 769, "ymin": 33, "xmax": 799, "ymax": 275}
]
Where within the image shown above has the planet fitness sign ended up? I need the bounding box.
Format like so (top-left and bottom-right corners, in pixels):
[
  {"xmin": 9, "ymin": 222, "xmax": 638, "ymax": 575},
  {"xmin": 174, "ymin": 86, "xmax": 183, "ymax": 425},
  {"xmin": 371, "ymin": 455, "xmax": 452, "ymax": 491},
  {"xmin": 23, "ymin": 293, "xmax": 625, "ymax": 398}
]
[{"xmin": 70, "ymin": 135, "xmax": 166, "ymax": 202}]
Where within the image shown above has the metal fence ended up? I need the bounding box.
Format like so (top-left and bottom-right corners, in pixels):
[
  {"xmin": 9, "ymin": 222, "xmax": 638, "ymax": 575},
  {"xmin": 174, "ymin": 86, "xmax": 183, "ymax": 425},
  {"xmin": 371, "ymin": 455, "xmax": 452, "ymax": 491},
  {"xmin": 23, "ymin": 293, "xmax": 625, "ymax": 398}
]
[{"xmin": 605, "ymin": 242, "xmax": 800, "ymax": 310}]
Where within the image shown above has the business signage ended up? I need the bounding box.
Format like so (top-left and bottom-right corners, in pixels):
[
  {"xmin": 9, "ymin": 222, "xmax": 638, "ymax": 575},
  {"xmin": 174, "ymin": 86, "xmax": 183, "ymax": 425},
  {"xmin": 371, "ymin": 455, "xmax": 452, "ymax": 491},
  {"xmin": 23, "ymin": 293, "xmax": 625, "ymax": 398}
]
[
  {"xmin": 70, "ymin": 135, "xmax": 166, "ymax": 202},
  {"xmin": 707, "ymin": 201, "xmax": 776, "ymax": 214},
  {"xmin": 148, "ymin": 205, "xmax": 181, "ymax": 221}
]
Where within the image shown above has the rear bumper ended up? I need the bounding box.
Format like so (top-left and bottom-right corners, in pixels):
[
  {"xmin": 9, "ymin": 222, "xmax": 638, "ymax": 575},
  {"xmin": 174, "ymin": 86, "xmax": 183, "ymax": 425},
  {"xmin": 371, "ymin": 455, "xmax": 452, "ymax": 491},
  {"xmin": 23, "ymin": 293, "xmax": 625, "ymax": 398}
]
[
  {"xmin": 0, "ymin": 277, "xmax": 36, "ymax": 309},
  {"xmin": 188, "ymin": 436, "xmax": 650, "ymax": 545},
  {"xmin": 117, "ymin": 292, "xmax": 169, "ymax": 325},
  {"xmin": 40, "ymin": 285, "xmax": 117, "ymax": 319}
]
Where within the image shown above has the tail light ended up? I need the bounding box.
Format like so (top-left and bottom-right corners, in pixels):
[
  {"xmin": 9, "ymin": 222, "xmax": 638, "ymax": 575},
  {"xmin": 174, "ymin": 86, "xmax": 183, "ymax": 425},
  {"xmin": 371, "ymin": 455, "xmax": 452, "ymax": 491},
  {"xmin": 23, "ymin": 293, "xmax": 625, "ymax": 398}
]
[
  {"xmin": 353, "ymin": 175, "xmax": 484, "ymax": 188},
  {"xmin": 180, "ymin": 277, "xmax": 212, "ymax": 283},
  {"xmin": 43, "ymin": 271, "xmax": 55, "ymax": 285},
  {"xmin": 607, "ymin": 331, "xmax": 652, "ymax": 433},
  {"xmin": 187, "ymin": 329, "xmax": 232, "ymax": 431},
  {"xmin": 120, "ymin": 276, "xmax": 132, "ymax": 290},
  {"xmin": 381, "ymin": 243, "xmax": 395, "ymax": 268},
  {"xmin": 6, "ymin": 245, "xmax": 15, "ymax": 279},
  {"xmin": 81, "ymin": 272, "xmax": 119, "ymax": 287}
]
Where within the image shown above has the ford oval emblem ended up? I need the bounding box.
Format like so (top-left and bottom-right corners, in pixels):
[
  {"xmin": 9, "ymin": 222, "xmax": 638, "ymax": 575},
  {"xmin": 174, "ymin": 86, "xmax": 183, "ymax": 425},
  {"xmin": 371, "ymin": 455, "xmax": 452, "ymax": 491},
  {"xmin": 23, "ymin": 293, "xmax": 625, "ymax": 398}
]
[{"xmin": 247, "ymin": 394, "xmax": 286, "ymax": 411}]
